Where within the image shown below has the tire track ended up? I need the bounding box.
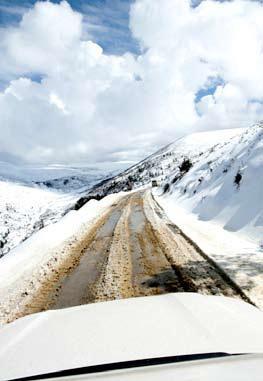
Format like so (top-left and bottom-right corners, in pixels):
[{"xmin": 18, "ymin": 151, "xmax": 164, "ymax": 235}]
[
  {"xmin": 143, "ymin": 191, "xmax": 252, "ymax": 302},
  {"xmin": 128, "ymin": 194, "xmax": 184, "ymax": 297},
  {"xmin": 5, "ymin": 190, "xmax": 250, "ymax": 324}
]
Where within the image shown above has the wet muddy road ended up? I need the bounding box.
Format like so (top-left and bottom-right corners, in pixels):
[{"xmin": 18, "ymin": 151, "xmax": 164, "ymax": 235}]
[{"xmin": 50, "ymin": 191, "xmax": 246, "ymax": 309}]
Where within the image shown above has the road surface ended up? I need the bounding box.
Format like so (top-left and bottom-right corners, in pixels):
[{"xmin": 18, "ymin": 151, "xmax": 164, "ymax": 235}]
[
  {"xmin": 48, "ymin": 190, "xmax": 246, "ymax": 309},
  {"xmin": 2, "ymin": 190, "xmax": 250, "ymax": 324}
]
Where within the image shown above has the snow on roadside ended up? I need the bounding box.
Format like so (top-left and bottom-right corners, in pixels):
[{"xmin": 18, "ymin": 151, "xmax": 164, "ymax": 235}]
[
  {"xmin": 153, "ymin": 123, "xmax": 263, "ymax": 308},
  {"xmin": 0, "ymin": 192, "xmax": 125, "ymax": 324},
  {"xmin": 156, "ymin": 195, "xmax": 263, "ymax": 309}
]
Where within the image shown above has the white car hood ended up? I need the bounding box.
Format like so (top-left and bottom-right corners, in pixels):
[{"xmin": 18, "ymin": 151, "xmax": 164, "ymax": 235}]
[{"xmin": 0, "ymin": 293, "xmax": 263, "ymax": 381}]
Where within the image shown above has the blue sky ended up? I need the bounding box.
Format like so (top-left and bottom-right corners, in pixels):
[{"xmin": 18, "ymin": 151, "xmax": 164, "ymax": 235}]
[
  {"xmin": 0, "ymin": 0, "xmax": 140, "ymax": 54},
  {"xmin": 0, "ymin": 1, "xmax": 236, "ymax": 55},
  {"xmin": 2, "ymin": 1, "xmax": 255, "ymax": 55},
  {"xmin": 195, "ymin": 77, "xmax": 225, "ymax": 103}
]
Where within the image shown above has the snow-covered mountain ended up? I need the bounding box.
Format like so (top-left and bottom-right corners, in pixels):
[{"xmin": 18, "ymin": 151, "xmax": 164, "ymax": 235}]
[
  {"xmin": 0, "ymin": 162, "xmax": 121, "ymax": 257},
  {"xmin": 0, "ymin": 162, "xmax": 118, "ymax": 193},
  {"xmin": 86, "ymin": 127, "xmax": 245, "ymax": 195},
  {"xmin": 86, "ymin": 123, "xmax": 263, "ymax": 244},
  {"xmin": 1, "ymin": 123, "xmax": 262, "ymax": 258},
  {"xmin": 160, "ymin": 124, "xmax": 263, "ymax": 243}
]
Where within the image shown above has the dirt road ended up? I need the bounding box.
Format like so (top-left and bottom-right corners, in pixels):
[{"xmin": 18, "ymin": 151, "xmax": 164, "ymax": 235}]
[
  {"xmin": 2, "ymin": 190, "xmax": 251, "ymax": 325},
  {"xmin": 49, "ymin": 190, "xmax": 249, "ymax": 309}
]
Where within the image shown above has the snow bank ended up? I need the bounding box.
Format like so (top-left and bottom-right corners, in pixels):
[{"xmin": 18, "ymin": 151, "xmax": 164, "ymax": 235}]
[
  {"xmin": 157, "ymin": 197, "xmax": 259, "ymax": 257},
  {"xmin": 0, "ymin": 192, "xmax": 124, "ymax": 300},
  {"xmin": 155, "ymin": 123, "xmax": 263, "ymax": 307},
  {"xmin": 156, "ymin": 199, "xmax": 263, "ymax": 308}
]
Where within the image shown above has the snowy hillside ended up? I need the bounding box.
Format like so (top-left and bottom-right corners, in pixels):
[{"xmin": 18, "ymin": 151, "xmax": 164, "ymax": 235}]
[
  {"xmin": 0, "ymin": 162, "xmax": 121, "ymax": 257},
  {"xmin": 86, "ymin": 123, "xmax": 262, "ymax": 244},
  {"xmin": 159, "ymin": 124, "xmax": 263, "ymax": 244},
  {"xmin": 86, "ymin": 128, "xmax": 244, "ymax": 194},
  {"xmin": 0, "ymin": 180, "xmax": 77, "ymax": 257}
]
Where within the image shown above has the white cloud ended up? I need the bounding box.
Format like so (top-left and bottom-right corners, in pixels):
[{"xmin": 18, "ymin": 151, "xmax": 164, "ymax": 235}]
[
  {"xmin": 80, "ymin": 0, "xmax": 138, "ymax": 54},
  {"xmin": 0, "ymin": 1, "xmax": 82, "ymax": 77},
  {"xmin": 0, "ymin": 0, "xmax": 263, "ymax": 164},
  {"xmin": 49, "ymin": 93, "xmax": 68, "ymax": 114},
  {"xmin": 130, "ymin": 0, "xmax": 263, "ymax": 127}
]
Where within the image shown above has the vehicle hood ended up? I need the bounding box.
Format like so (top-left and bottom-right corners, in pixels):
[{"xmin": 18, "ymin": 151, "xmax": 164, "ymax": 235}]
[{"xmin": 0, "ymin": 293, "xmax": 263, "ymax": 381}]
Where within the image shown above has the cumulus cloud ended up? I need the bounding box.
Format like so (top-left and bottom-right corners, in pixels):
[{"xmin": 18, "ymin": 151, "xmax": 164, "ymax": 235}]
[{"xmin": 0, "ymin": 0, "xmax": 263, "ymax": 164}]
